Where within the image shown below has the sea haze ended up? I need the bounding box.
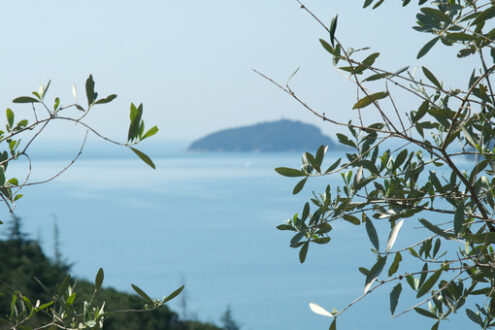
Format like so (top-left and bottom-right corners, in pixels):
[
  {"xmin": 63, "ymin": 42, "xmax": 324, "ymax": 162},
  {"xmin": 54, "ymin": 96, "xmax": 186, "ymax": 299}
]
[{"xmin": 1, "ymin": 142, "xmax": 474, "ymax": 329}]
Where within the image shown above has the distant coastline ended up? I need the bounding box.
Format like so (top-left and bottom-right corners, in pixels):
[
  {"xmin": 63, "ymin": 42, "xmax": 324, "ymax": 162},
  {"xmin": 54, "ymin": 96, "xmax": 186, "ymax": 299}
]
[{"xmin": 188, "ymin": 119, "xmax": 340, "ymax": 152}]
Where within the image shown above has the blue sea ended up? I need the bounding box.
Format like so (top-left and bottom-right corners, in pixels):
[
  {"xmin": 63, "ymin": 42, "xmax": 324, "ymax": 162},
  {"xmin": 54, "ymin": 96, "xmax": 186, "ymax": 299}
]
[{"xmin": 1, "ymin": 141, "xmax": 474, "ymax": 329}]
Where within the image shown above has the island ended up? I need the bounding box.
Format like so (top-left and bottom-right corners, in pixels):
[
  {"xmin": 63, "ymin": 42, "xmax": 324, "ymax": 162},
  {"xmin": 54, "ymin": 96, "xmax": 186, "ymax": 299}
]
[{"xmin": 188, "ymin": 119, "xmax": 339, "ymax": 152}]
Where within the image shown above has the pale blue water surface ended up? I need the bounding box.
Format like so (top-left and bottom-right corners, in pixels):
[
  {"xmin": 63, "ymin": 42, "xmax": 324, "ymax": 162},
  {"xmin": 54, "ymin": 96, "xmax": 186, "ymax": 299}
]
[{"xmin": 1, "ymin": 142, "xmax": 475, "ymax": 329}]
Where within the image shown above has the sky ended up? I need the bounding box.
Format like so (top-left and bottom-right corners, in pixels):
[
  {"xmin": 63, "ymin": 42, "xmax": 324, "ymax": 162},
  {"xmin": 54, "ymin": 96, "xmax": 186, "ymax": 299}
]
[
  {"xmin": 0, "ymin": 1, "xmax": 476, "ymax": 145},
  {"xmin": 0, "ymin": 2, "xmax": 486, "ymax": 327}
]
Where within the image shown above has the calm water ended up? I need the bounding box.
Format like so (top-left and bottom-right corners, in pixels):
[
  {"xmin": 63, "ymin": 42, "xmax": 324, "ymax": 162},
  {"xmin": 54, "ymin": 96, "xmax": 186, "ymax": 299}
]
[{"xmin": 1, "ymin": 144, "xmax": 473, "ymax": 329}]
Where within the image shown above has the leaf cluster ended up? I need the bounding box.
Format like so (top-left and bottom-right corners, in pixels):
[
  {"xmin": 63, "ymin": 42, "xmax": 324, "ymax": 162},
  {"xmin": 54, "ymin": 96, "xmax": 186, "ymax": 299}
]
[{"xmin": 275, "ymin": 1, "xmax": 495, "ymax": 328}]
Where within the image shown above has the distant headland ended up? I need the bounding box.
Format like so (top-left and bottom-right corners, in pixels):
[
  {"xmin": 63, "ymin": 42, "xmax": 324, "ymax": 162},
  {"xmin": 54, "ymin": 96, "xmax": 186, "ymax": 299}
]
[{"xmin": 188, "ymin": 119, "xmax": 339, "ymax": 152}]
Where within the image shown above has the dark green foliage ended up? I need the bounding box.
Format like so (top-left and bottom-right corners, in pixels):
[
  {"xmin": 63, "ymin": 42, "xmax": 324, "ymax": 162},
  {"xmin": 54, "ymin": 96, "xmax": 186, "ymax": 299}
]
[
  {"xmin": 1, "ymin": 218, "xmax": 67, "ymax": 307},
  {"xmin": 220, "ymin": 305, "xmax": 241, "ymax": 330},
  {"xmin": 0, "ymin": 236, "xmax": 70, "ymax": 326},
  {"xmin": 0, "ymin": 219, "xmax": 219, "ymax": 330},
  {"xmin": 0, "ymin": 76, "xmax": 168, "ymax": 328}
]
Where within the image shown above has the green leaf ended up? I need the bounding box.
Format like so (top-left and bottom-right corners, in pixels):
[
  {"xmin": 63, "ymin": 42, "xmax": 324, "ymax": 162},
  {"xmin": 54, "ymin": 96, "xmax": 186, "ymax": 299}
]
[
  {"xmin": 6, "ymin": 109, "xmax": 14, "ymax": 128},
  {"xmin": 419, "ymin": 218, "xmax": 455, "ymax": 239},
  {"xmin": 395, "ymin": 66, "xmax": 409, "ymax": 75},
  {"xmin": 302, "ymin": 152, "xmax": 314, "ymax": 166},
  {"xmin": 414, "ymin": 307, "xmax": 437, "ymax": 319},
  {"xmin": 466, "ymin": 309, "xmax": 483, "ymax": 325},
  {"xmin": 128, "ymin": 103, "xmax": 143, "ymax": 142},
  {"xmin": 372, "ymin": 0, "xmax": 384, "ymax": 9},
  {"xmin": 299, "ymin": 242, "xmax": 309, "ymax": 263},
  {"xmin": 408, "ymin": 247, "xmax": 420, "ymax": 259},
  {"xmin": 417, "ymin": 268, "xmax": 442, "ymax": 298},
  {"xmin": 359, "ymin": 267, "xmax": 370, "ymax": 276},
  {"xmin": 36, "ymin": 301, "xmax": 54, "ymax": 311},
  {"xmin": 457, "ymin": 46, "xmax": 476, "ymax": 58},
  {"xmin": 95, "ymin": 268, "xmax": 104, "ymax": 290},
  {"xmin": 420, "ymin": 7, "xmax": 451, "ymax": 23},
  {"xmin": 314, "ymin": 145, "xmax": 327, "ymax": 172},
  {"xmin": 466, "ymin": 232, "xmax": 495, "ymax": 244},
  {"xmin": 32, "ymin": 91, "xmax": 41, "ymax": 100},
  {"xmin": 359, "ymin": 160, "xmax": 379, "ymax": 176},
  {"xmin": 457, "ymin": 47, "xmax": 476, "ymax": 58},
  {"xmin": 417, "ymin": 37, "xmax": 439, "ymax": 59},
  {"xmin": 363, "ymin": 73, "xmax": 389, "ymax": 82},
  {"xmin": 10, "ymin": 294, "xmax": 17, "ymax": 320},
  {"xmin": 293, "ymin": 177, "xmax": 307, "ymax": 195},
  {"xmin": 469, "ymin": 159, "xmax": 488, "ymax": 182},
  {"xmin": 343, "ymin": 214, "xmax": 360, "ymax": 225},
  {"xmin": 362, "ymin": 52, "xmax": 380, "ymax": 67},
  {"xmin": 131, "ymin": 284, "xmax": 153, "ymax": 303},
  {"xmin": 418, "ymin": 263, "xmax": 428, "ymax": 290},
  {"xmin": 390, "ymin": 283, "xmax": 402, "ymax": 315},
  {"xmin": 473, "ymin": 6, "xmax": 495, "ymax": 26},
  {"xmin": 392, "ymin": 149, "xmax": 408, "ymax": 171},
  {"xmin": 432, "ymin": 238, "xmax": 441, "ymax": 258},
  {"xmin": 325, "ymin": 158, "xmax": 341, "ymax": 174},
  {"xmin": 276, "ymin": 224, "xmax": 294, "ymax": 231},
  {"xmin": 330, "ymin": 318, "xmax": 337, "ymax": 330},
  {"xmin": 446, "ymin": 32, "xmax": 476, "ymax": 42},
  {"xmin": 41, "ymin": 80, "xmax": 51, "ymax": 99},
  {"xmin": 454, "ymin": 202, "xmax": 464, "ymax": 236},
  {"xmin": 336, "ymin": 133, "xmax": 356, "ymax": 148},
  {"xmin": 413, "ymin": 101, "xmax": 429, "ymax": 123},
  {"xmin": 163, "ymin": 285, "xmax": 184, "ymax": 303},
  {"xmin": 339, "ymin": 65, "xmax": 367, "ymax": 75},
  {"xmin": 329, "ymin": 14, "xmax": 338, "ymax": 47},
  {"xmin": 314, "ymin": 237, "xmax": 330, "ymax": 244},
  {"xmin": 131, "ymin": 148, "xmax": 156, "ymax": 169},
  {"xmin": 352, "ymin": 92, "xmax": 389, "ymax": 109},
  {"xmin": 462, "ymin": 127, "xmax": 478, "ymax": 148},
  {"xmin": 363, "ymin": 0, "xmax": 373, "ymax": 8},
  {"xmin": 310, "ymin": 210, "xmax": 321, "ymax": 226},
  {"xmin": 142, "ymin": 126, "xmax": 159, "ymax": 140},
  {"xmin": 364, "ymin": 256, "xmax": 387, "ymax": 293},
  {"xmin": 12, "ymin": 96, "xmax": 39, "ymax": 104},
  {"xmin": 406, "ymin": 274, "xmax": 417, "ymax": 290},
  {"xmin": 302, "ymin": 203, "xmax": 310, "ymax": 221},
  {"xmin": 388, "ymin": 252, "xmax": 402, "ymax": 276},
  {"xmin": 428, "ymin": 108, "xmax": 455, "ymax": 122},
  {"xmin": 387, "ymin": 220, "xmax": 404, "ymax": 252},
  {"xmin": 15, "ymin": 119, "xmax": 28, "ymax": 129},
  {"xmin": 65, "ymin": 292, "xmax": 76, "ymax": 306},
  {"xmin": 365, "ymin": 217, "xmax": 379, "ymax": 250},
  {"xmin": 275, "ymin": 167, "xmax": 306, "ymax": 177},
  {"xmin": 320, "ymin": 39, "xmax": 333, "ymax": 54},
  {"xmin": 0, "ymin": 166, "xmax": 6, "ymax": 186},
  {"xmin": 290, "ymin": 232, "xmax": 304, "ymax": 247},
  {"xmin": 85, "ymin": 74, "xmax": 95, "ymax": 106},
  {"xmin": 359, "ymin": 267, "xmax": 369, "ymax": 276},
  {"xmin": 317, "ymin": 222, "xmax": 332, "ymax": 235},
  {"xmin": 95, "ymin": 94, "xmax": 117, "ymax": 105},
  {"xmin": 422, "ymin": 67, "xmax": 442, "ymax": 89}
]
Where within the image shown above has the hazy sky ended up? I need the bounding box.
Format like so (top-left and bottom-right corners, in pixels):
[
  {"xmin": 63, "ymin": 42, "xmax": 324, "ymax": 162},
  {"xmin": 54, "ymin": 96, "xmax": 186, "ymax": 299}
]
[{"xmin": 0, "ymin": 1, "xmax": 473, "ymax": 143}]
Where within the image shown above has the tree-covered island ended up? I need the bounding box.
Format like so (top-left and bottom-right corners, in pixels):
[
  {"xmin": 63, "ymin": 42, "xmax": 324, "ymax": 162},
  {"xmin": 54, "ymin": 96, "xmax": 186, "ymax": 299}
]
[{"xmin": 188, "ymin": 119, "xmax": 340, "ymax": 152}]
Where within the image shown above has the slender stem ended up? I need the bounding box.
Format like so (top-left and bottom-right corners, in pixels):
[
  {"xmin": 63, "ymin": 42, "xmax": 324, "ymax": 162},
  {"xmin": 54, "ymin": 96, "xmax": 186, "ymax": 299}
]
[{"xmin": 441, "ymin": 149, "xmax": 495, "ymax": 231}]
